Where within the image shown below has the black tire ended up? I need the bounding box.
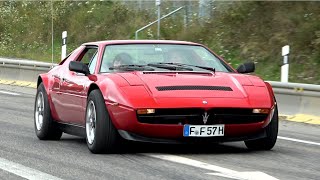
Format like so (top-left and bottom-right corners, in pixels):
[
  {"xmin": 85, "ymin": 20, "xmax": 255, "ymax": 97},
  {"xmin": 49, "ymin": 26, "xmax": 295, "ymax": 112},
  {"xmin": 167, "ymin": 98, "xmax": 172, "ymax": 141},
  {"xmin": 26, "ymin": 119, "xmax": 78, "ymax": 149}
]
[
  {"xmin": 245, "ymin": 106, "xmax": 278, "ymax": 150},
  {"xmin": 34, "ymin": 83, "xmax": 62, "ymax": 140},
  {"xmin": 85, "ymin": 89, "xmax": 120, "ymax": 154}
]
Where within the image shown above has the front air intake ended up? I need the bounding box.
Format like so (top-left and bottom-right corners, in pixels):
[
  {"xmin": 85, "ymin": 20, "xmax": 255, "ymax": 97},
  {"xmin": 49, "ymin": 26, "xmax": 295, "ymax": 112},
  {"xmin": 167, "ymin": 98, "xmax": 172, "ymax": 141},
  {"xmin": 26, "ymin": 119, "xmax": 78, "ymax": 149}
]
[{"xmin": 155, "ymin": 85, "xmax": 232, "ymax": 91}]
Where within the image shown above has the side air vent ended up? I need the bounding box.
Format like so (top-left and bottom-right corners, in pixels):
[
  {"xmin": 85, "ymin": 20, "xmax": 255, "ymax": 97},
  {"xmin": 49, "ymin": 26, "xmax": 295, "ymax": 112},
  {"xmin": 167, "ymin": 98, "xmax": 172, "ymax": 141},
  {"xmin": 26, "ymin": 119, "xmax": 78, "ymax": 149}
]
[{"xmin": 156, "ymin": 85, "xmax": 232, "ymax": 91}]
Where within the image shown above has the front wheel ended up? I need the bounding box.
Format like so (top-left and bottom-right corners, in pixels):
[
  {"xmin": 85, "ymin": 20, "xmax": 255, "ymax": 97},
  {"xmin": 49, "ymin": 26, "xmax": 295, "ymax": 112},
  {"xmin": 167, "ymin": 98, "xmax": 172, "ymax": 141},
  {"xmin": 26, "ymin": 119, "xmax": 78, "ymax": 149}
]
[
  {"xmin": 85, "ymin": 89, "xmax": 120, "ymax": 154},
  {"xmin": 34, "ymin": 83, "xmax": 62, "ymax": 140},
  {"xmin": 245, "ymin": 106, "xmax": 278, "ymax": 150}
]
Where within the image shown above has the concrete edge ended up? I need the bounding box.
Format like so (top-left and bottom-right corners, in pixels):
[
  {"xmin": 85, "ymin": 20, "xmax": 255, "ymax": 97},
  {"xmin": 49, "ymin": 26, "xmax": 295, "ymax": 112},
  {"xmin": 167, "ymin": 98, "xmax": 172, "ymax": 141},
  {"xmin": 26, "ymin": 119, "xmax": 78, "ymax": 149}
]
[
  {"xmin": 0, "ymin": 79, "xmax": 37, "ymax": 88},
  {"xmin": 1, "ymin": 78, "xmax": 319, "ymax": 126},
  {"xmin": 279, "ymin": 114, "xmax": 320, "ymax": 125}
]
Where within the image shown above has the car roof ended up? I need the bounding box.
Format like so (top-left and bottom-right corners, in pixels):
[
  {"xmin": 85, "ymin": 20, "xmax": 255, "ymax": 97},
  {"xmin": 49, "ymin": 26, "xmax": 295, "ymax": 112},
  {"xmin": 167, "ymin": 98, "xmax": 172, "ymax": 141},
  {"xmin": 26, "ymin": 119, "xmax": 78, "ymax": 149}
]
[{"xmin": 82, "ymin": 40, "xmax": 202, "ymax": 46}]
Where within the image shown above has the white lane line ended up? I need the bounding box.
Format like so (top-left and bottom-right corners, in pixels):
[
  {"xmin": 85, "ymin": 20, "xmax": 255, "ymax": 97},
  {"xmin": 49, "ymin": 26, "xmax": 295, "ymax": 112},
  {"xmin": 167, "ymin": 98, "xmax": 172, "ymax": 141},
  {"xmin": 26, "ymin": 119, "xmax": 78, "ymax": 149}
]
[
  {"xmin": 205, "ymin": 172, "xmax": 242, "ymax": 179},
  {"xmin": 0, "ymin": 90, "xmax": 20, "ymax": 96},
  {"xmin": 0, "ymin": 157, "xmax": 63, "ymax": 180},
  {"xmin": 278, "ymin": 136, "xmax": 320, "ymax": 146},
  {"xmin": 145, "ymin": 154, "xmax": 278, "ymax": 180}
]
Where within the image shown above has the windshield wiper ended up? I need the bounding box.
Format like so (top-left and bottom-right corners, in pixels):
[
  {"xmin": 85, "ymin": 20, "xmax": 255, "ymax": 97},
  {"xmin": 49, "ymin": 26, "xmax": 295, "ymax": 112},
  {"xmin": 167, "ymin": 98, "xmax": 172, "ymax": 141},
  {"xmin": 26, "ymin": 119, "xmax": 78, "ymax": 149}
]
[
  {"xmin": 147, "ymin": 63, "xmax": 193, "ymax": 71},
  {"xmin": 158, "ymin": 63, "xmax": 215, "ymax": 73},
  {"xmin": 109, "ymin": 64, "xmax": 154, "ymax": 71}
]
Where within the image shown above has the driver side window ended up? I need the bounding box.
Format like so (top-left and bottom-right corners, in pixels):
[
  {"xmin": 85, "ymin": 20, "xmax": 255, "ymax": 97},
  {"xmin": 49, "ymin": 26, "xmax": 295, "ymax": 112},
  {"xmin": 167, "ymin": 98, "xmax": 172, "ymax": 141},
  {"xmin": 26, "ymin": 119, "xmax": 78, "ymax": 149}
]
[
  {"xmin": 77, "ymin": 46, "xmax": 98, "ymax": 74},
  {"xmin": 88, "ymin": 52, "xmax": 98, "ymax": 74}
]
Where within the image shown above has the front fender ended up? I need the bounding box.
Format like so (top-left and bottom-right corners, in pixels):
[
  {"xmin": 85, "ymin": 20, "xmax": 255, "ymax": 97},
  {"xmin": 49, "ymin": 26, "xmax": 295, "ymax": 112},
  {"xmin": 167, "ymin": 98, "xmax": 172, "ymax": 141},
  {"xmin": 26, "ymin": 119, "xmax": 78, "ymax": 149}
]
[
  {"xmin": 265, "ymin": 81, "xmax": 276, "ymax": 104},
  {"xmin": 38, "ymin": 74, "xmax": 50, "ymax": 92}
]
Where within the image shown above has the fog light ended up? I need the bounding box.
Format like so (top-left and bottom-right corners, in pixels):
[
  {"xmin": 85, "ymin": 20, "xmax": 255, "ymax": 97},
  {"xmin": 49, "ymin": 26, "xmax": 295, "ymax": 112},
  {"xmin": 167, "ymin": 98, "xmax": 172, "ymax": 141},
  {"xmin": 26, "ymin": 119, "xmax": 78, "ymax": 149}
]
[
  {"xmin": 252, "ymin": 108, "xmax": 270, "ymax": 114},
  {"xmin": 137, "ymin": 109, "xmax": 155, "ymax": 114}
]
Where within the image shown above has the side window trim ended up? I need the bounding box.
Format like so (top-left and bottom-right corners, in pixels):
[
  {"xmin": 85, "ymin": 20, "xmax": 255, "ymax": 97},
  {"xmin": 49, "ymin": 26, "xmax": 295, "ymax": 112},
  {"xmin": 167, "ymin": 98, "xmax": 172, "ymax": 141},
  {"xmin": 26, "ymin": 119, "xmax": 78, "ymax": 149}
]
[
  {"xmin": 99, "ymin": 45, "xmax": 108, "ymax": 73},
  {"xmin": 76, "ymin": 45, "xmax": 98, "ymax": 62}
]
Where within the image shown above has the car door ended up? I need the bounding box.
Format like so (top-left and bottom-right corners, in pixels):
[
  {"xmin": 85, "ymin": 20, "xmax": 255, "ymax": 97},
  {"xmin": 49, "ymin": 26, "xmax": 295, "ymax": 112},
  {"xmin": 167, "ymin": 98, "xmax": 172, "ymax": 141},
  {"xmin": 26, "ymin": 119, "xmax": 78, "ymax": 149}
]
[
  {"xmin": 58, "ymin": 46, "xmax": 99, "ymax": 126},
  {"xmin": 50, "ymin": 46, "xmax": 85, "ymax": 122}
]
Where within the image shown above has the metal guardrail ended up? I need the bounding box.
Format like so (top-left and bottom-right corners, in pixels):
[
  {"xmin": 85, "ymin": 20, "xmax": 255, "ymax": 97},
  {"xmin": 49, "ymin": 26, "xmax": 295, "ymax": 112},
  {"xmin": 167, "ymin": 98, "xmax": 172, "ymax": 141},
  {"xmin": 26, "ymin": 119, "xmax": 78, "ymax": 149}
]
[
  {"xmin": 267, "ymin": 81, "xmax": 320, "ymax": 97},
  {"xmin": 0, "ymin": 58, "xmax": 57, "ymax": 71},
  {"xmin": 268, "ymin": 81, "xmax": 320, "ymax": 91},
  {"xmin": 0, "ymin": 57, "xmax": 319, "ymax": 97}
]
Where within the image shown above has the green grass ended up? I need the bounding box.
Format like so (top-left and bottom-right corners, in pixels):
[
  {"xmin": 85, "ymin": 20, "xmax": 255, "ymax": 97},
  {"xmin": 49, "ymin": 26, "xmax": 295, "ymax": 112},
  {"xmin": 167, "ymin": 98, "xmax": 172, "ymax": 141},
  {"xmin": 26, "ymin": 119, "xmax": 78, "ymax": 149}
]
[{"xmin": 0, "ymin": 1, "xmax": 319, "ymax": 84}]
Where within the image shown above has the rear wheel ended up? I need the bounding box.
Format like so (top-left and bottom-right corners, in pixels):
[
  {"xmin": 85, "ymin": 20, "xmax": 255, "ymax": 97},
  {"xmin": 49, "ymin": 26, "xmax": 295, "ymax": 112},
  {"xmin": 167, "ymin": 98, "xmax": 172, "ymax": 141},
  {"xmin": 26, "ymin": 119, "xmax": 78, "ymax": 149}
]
[
  {"xmin": 34, "ymin": 83, "xmax": 62, "ymax": 140},
  {"xmin": 86, "ymin": 89, "xmax": 120, "ymax": 154},
  {"xmin": 245, "ymin": 106, "xmax": 278, "ymax": 150}
]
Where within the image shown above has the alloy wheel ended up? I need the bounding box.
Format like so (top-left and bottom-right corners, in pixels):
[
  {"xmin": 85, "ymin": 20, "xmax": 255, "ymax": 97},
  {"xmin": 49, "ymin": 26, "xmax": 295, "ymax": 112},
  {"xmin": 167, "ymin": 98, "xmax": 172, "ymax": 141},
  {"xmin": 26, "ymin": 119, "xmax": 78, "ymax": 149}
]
[
  {"xmin": 35, "ymin": 92, "xmax": 44, "ymax": 131},
  {"xmin": 86, "ymin": 100, "xmax": 97, "ymax": 145}
]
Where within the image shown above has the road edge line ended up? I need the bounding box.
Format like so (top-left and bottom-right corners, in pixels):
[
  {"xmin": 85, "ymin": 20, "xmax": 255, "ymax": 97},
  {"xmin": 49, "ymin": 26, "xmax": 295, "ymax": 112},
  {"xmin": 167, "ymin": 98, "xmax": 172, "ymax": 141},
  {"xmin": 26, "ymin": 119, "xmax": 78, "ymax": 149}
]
[{"xmin": 0, "ymin": 157, "xmax": 63, "ymax": 180}]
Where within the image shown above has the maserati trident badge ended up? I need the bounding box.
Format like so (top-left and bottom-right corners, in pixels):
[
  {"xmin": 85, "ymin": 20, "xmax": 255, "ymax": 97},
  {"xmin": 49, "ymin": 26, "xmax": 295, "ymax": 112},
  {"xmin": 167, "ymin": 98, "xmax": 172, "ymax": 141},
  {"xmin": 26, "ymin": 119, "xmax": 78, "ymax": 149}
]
[{"xmin": 202, "ymin": 112, "xmax": 209, "ymax": 124}]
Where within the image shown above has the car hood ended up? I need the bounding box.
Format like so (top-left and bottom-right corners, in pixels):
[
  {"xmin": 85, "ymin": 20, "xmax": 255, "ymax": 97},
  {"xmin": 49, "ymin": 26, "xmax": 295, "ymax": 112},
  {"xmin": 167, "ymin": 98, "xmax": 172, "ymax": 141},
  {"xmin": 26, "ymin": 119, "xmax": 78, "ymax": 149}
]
[{"xmin": 116, "ymin": 71, "xmax": 266, "ymax": 99}]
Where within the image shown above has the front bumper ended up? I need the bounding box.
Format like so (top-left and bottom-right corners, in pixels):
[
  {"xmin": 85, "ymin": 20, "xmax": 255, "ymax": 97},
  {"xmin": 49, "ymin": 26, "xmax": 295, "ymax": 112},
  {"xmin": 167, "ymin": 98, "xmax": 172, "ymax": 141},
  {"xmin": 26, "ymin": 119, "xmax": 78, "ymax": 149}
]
[
  {"xmin": 118, "ymin": 128, "xmax": 267, "ymax": 144},
  {"xmin": 107, "ymin": 103, "xmax": 273, "ymax": 141}
]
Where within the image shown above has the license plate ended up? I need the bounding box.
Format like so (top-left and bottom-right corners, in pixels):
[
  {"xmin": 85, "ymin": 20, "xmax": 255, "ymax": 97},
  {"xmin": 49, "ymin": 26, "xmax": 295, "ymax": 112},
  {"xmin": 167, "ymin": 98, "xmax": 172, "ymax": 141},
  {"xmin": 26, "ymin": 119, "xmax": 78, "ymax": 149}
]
[{"xmin": 183, "ymin": 125, "xmax": 225, "ymax": 137}]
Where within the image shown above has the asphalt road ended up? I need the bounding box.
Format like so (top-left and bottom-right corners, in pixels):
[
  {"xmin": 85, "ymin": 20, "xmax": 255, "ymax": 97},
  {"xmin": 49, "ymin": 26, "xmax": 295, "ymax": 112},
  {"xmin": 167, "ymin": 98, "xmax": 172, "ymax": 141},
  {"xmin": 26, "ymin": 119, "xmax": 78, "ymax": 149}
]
[{"xmin": 0, "ymin": 84, "xmax": 319, "ymax": 180}]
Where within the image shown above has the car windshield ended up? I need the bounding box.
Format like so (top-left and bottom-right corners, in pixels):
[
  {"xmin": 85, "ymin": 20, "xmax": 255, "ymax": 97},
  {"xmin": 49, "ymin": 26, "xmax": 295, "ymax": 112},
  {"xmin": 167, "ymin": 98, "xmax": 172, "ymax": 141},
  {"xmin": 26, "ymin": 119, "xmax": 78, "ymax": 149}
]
[{"xmin": 100, "ymin": 44, "xmax": 233, "ymax": 73}]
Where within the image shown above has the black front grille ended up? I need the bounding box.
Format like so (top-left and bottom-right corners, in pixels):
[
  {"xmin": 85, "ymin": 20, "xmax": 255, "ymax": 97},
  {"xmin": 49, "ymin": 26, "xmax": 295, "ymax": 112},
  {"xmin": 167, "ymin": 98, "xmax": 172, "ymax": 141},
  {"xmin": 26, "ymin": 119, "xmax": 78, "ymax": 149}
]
[
  {"xmin": 156, "ymin": 86, "xmax": 232, "ymax": 91},
  {"xmin": 208, "ymin": 108, "xmax": 268, "ymax": 124},
  {"xmin": 137, "ymin": 108, "xmax": 268, "ymax": 125},
  {"xmin": 137, "ymin": 108, "xmax": 203, "ymax": 125}
]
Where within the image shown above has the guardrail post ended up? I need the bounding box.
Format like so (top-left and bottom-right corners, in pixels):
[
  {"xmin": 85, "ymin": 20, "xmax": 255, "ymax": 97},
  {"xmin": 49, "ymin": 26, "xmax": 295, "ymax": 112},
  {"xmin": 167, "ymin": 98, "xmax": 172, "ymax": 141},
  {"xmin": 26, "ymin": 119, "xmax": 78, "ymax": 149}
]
[
  {"xmin": 281, "ymin": 45, "xmax": 290, "ymax": 82},
  {"xmin": 61, "ymin": 31, "xmax": 67, "ymax": 60}
]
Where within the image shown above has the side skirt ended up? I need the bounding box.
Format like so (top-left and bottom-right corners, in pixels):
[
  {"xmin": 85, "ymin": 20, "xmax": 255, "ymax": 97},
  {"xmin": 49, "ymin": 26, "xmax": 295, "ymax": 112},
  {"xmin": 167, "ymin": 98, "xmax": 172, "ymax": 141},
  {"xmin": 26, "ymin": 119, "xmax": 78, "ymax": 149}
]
[{"xmin": 56, "ymin": 122, "xmax": 86, "ymax": 138}]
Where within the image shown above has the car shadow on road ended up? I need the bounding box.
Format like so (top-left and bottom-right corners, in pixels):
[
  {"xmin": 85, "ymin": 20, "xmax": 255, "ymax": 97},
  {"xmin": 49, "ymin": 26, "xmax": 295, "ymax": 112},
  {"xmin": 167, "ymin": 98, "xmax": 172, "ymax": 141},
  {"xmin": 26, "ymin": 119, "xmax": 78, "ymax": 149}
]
[
  {"xmin": 121, "ymin": 141, "xmax": 251, "ymax": 155},
  {"xmin": 58, "ymin": 135, "xmax": 252, "ymax": 155}
]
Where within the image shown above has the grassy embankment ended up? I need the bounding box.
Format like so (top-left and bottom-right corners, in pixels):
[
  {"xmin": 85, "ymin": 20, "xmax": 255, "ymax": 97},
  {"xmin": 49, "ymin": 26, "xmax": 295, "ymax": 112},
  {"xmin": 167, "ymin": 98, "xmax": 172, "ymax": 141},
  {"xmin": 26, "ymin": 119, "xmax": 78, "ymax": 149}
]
[{"xmin": 0, "ymin": 1, "xmax": 319, "ymax": 84}]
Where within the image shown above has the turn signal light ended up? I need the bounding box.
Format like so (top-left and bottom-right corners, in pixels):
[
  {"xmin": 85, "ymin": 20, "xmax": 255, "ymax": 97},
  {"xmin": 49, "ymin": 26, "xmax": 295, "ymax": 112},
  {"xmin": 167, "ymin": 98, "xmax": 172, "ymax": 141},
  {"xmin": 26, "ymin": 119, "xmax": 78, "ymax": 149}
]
[
  {"xmin": 137, "ymin": 109, "xmax": 155, "ymax": 114},
  {"xmin": 252, "ymin": 108, "xmax": 270, "ymax": 114}
]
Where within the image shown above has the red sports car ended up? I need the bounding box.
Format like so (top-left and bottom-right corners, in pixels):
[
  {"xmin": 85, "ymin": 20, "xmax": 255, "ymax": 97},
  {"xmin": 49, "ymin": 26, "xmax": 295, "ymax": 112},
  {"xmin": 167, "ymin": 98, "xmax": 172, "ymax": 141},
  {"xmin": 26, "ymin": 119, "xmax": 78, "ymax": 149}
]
[{"xmin": 34, "ymin": 40, "xmax": 278, "ymax": 153}]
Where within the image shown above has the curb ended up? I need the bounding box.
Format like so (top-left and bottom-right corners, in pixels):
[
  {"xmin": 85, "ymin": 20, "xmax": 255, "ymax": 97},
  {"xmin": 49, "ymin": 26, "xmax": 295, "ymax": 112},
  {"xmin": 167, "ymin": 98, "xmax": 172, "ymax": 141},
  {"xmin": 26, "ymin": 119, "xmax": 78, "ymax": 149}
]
[
  {"xmin": 279, "ymin": 114, "xmax": 320, "ymax": 125},
  {"xmin": 0, "ymin": 79, "xmax": 37, "ymax": 88}
]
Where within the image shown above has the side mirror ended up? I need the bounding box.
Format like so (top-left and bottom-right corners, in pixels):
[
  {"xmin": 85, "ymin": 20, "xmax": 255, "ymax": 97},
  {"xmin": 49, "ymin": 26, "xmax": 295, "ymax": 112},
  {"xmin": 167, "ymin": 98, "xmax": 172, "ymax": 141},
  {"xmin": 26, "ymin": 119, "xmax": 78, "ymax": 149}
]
[
  {"xmin": 236, "ymin": 62, "xmax": 255, "ymax": 73},
  {"xmin": 69, "ymin": 61, "xmax": 90, "ymax": 75}
]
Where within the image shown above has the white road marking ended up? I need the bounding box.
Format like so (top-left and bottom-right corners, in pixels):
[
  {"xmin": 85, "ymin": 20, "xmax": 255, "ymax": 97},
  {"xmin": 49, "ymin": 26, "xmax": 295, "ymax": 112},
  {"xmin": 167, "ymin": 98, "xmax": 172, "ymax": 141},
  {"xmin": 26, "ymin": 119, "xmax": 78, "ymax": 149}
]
[
  {"xmin": 0, "ymin": 157, "xmax": 62, "ymax": 180},
  {"xmin": 278, "ymin": 136, "xmax": 320, "ymax": 146},
  {"xmin": 0, "ymin": 90, "xmax": 20, "ymax": 96},
  {"xmin": 145, "ymin": 154, "xmax": 278, "ymax": 180},
  {"xmin": 206, "ymin": 172, "xmax": 279, "ymax": 180},
  {"xmin": 205, "ymin": 172, "xmax": 241, "ymax": 179}
]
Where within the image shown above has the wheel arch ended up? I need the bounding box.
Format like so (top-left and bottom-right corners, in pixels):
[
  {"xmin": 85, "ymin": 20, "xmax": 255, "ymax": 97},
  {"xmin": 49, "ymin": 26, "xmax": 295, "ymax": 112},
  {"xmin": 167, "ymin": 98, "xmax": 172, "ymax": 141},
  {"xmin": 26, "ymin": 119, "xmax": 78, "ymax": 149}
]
[
  {"xmin": 87, "ymin": 83, "xmax": 101, "ymax": 97},
  {"xmin": 37, "ymin": 76, "xmax": 43, "ymax": 87},
  {"xmin": 37, "ymin": 74, "xmax": 50, "ymax": 94},
  {"xmin": 265, "ymin": 81, "xmax": 277, "ymax": 105},
  {"xmin": 34, "ymin": 75, "xmax": 62, "ymax": 140},
  {"xmin": 86, "ymin": 83, "xmax": 121, "ymax": 129}
]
